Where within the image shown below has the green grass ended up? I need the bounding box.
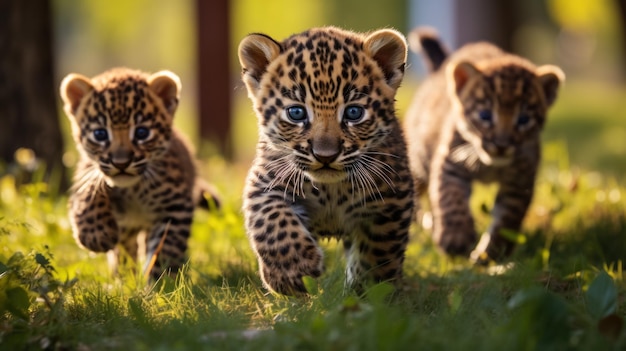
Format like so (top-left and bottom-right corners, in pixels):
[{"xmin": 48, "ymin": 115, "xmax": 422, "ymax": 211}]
[{"xmin": 2, "ymin": 83, "xmax": 626, "ymax": 350}]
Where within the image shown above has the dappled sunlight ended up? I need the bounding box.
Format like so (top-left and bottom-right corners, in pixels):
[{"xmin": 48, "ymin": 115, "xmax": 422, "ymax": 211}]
[{"xmin": 1, "ymin": 0, "xmax": 626, "ymax": 349}]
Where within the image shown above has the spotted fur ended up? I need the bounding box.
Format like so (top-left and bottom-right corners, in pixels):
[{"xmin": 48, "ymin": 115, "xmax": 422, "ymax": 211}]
[
  {"xmin": 404, "ymin": 27, "xmax": 564, "ymax": 261},
  {"xmin": 60, "ymin": 67, "xmax": 219, "ymax": 279},
  {"xmin": 238, "ymin": 27, "xmax": 414, "ymax": 295}
]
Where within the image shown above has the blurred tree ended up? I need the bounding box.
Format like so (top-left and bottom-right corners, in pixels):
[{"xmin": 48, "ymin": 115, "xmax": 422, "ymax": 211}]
[
  {"xmin": 0, "ymin": 0, "xmax": 66, "ymax": 188},
  {"xmin": 197, "ymin": 0, "xmax": 231, "ymax": 158},
  {"xmin": 617, "ymin": 0, "xmax": 626, "ymax": 80},
  {"xmin": 455, "ymin": 0, "xmax": 520, "ymax": 51}
]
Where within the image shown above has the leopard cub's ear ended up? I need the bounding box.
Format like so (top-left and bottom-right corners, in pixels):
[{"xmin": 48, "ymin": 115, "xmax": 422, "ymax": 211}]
[
  {"xmin": 364, "ymin": 29, "xmax": 408, "ymax": 90},
  {"xmin": 447, "ymin": 60, "xmax": 482, "ymax": 96},
  {"xmin": 148, "ymin": 70, "xmax": 182, "ymax": 116},
  {"xmin": 60, "ymin": 73, "xmax": 93, "ymax": 118},
  {"xmin": 535, "ymin": 65, "xmax": 565, "ymax": 107},
  {"xmin": 238, "ymin": 33, "xmax": 282, "ymax": 97}
]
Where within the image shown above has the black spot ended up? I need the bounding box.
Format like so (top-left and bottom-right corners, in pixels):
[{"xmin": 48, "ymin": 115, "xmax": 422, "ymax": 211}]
[
  {"xmin": 254, "ymin": 219, "xmax": 264, "ymax": 229},
  {"xmin": 277, "ymin": 231, "xmax": 287, "ymax": 241},
  {"xmin": 266, "ymin": 223, "xmax": 276, "ymax": 234},
  {"xmin": 268, "ymin": 211, "xmax": 280, "ymax": 220},
  {"xmin": 279, "ymin": 245, "xmax": 290, "ymax": 256}
]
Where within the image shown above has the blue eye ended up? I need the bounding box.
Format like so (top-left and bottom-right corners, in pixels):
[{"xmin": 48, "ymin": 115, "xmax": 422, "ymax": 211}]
[
  {"xmin": 93, "ymin": 128, "xmax": 108, "ymax": 142},
  {"xmin": 478, "ymin": 110, "xmax": 493, "ymax": 122},
  {"xmin": 134, "ymin": 126, "xmax": 150, "ymax": 140},
  {"xmin": 343, "ymin": 105, "xmax": 365, "ymax": 122},
  {"xmin": 286, "ymin": 106, "xmax": 307, "ymax": 123},
  {"xmin": 517, "ymin": 114, "xmax": 531, "ymax": 126}
]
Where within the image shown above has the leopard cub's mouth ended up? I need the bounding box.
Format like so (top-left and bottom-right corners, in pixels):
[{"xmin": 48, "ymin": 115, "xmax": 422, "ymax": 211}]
[
  {"xmin": 306, "ymin": 164, "xmax": 348, "ymax": 183},
  {"xmin": 104, "ymin": 172, "xmax": 142, "ymax": 188}
]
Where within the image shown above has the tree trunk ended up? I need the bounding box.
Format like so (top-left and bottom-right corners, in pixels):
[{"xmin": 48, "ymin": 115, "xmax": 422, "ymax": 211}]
[
  {"xmin": 455, "ymin": 0, "xmax": 518, "ymax": 51},
  {"xmin": 0, "ymin": 0, "xmax": 66, "ymax": 188},
  {"xmin": 616, "ymin": 0, "xmax": 626, "ymax": 81},
  {"xmin": 196, "ymin": 0, "xmax": 231, "ymax": 159}
]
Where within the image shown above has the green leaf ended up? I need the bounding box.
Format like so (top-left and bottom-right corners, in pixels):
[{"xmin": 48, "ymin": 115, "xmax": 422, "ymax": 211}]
[
  {"xmin": 128, "ymin": 297, "xmax": 149, "ymax": 325},
  {"xmin": 365, "ymin": 282, "xmax": 394, "ymax": 305},
  {"xmin": 586, "ymin": 271, "xmax": 617, "ymax": 319},
  {"xmin": 448, "ymin": 289, "xmax": 463, "ymax": 314},
  {"xmin": 341, "ymin": 295, "xmax": 360, "ymax": 312},
  {"xmin": 35, "ymin": 252, "xmax": 51, "ymax": 268},
  {"xmin": 302, "ymin": 275, "xmax": 318, "ymax": 295},
  {"xmin": 504, "ymin": 287, "xmax": 571, "ymax": 349},
  {"xmin": 499, "ymin": 229, "xmax": 526, "ymax": 244},
  {"xmin": 0, "ymin": 262, "xmax": 8, "ymax": 275},
  {"xmin": 6, "ymin": 286, "xmax": 30, "ymax": 320}
]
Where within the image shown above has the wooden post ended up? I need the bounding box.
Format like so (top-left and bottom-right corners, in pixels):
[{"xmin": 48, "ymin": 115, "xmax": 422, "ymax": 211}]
[{"xmin": 196, "ymin": 0, "xmax": 231, "ymax": 158}]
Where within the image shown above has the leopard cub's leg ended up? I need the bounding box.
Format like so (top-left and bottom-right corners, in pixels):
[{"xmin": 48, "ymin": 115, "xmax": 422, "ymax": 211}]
[
  {"xmin": 144, "ymin": 199, "xmax": 195, "ymax": 280},
  {"xmin": 345, "ymin": 212, "xmax": 411, "ymax": 291},
  {"xmin": 69, "ymin": 186, "xmax": 119, "ymax": 253},
  {"xmin": 107, "ymin": 227, "xmax": 142, "ymax": 276},
  {"xmin": 429, "ymin": 167, "xmax": 477, "ymax": 256},
  {"xmin": 471, "ymin": 175, "xmax": 535, "ymax": 262},
  {"xmin": 245, "ymin": 191, "xmax": 324, "ymax": 295}
]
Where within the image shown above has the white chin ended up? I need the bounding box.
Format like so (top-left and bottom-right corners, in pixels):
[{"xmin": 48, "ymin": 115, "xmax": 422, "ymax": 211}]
[
  {"xmin": 105, "ymin": 174, "xmax": 141, "ymax": 188},
  {"xmin": 306, "ymin": 169, "xmax": 348, "ymax": 183}
]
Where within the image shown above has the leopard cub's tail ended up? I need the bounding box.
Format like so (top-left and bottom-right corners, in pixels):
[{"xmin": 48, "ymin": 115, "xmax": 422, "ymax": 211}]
[
  {"xmin": 408, "ymin": 26, "xmax": 449, "ymax": 73},
  {"xmin": 194, "ymin": 178, "xmax": 221, "ymax": 210}
]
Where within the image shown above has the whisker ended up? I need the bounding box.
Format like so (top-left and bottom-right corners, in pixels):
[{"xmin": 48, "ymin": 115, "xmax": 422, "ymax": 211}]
[
  {"xmin": 361, "ymin": 154, "xmax": 398, "ymax": 177},
  {"xmin": 361, "ymin": 150, "xmax": 400, "ymax": 159},
  {"xmin": 264, "ymin": 154, "xmax": 308, "ymax": 201},
  {"xmin": 74, "ymin": 165, "xmax": 106, "ymax": 195},
  {"xmin": 351, "ymin": 165, "xmax": 369, "ymax": 207},
  {"xmin": 353, "ymin": 161, "xmax": 384, "ymax": 204},
  {"xmin": 362, "ymin": 160, "xmax": 395, "ymax": 192},
  {"xmin": 359, "ymin": 162, "xmax": 384, "ymax": 202}
]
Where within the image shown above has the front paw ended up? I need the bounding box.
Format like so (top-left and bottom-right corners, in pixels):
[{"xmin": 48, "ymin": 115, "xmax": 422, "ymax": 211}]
[
  {"xmin": 435, "ymin": 228, "xmax": 477, "ymax": 257},
  {"xmin": 72, "ymin": 218, "xmax": 119, "ymax": 252},
  {"xmin": 74, "ymin": 228, "xmax": 118, "ymax": 252},
  {"xmin": 470, "ymin": 232, "xmax": 516, "ymax": 264},
  {"xmin": 257, "ymin": 242, "xmax": 324, "ymax": 296}
]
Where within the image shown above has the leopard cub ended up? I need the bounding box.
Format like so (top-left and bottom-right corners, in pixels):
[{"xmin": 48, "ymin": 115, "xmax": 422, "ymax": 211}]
[
  {"xmin": 238, "ymin": 27, "xmax": 414, "ymax": 295},
  {"xmin": 404, "ymin": 27, "xmax": 564, "ymax": 262},
  {"xmin": 60, "ymin": 68, "xmax": 219, "ymax": 279}
]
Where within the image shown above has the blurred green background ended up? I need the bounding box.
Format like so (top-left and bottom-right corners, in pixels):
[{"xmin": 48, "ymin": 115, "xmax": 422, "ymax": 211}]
[{"xmin": 5, "ymin": 0, "xmax": 626, "ymax": 182}]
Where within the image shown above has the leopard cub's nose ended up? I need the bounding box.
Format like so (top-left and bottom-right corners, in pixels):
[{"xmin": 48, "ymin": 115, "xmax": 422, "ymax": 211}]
[
  {"xmin": 312, "ymin": 136, "xmax": 341, "ymax": 165},
  {"xmin": 313, "ymin": 149, "xmax": 340, "ymax": 164},
  {"xmin": 111, "ymin": 150, "xmax": 133, "ymax": 170}
]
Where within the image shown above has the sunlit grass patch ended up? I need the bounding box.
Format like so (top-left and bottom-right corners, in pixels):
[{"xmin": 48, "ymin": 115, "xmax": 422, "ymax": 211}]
[{"xmin": 1, "ymin": 130, "xmax": 626, "ymax": 349}]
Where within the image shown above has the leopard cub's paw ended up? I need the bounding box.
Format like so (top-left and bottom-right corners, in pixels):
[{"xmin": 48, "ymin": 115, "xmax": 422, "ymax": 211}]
[
  {"xmin": 437, "ymin": 229, "xmax": 477, "ymax": 257},
  {"xmin": 258, "ymin": 242, "xmax": 324, "ymax": 295}
]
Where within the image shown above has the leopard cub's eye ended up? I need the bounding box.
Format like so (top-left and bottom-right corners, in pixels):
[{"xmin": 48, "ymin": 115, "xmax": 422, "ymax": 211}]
[
  {"xmin": 134, "ymin": 126, "xmax": 151, "ymax": 140},
  {"xmin": 478, "ymin": 110, "xmax": 493, "ymax": 122},
  {"xmin": 286, "ymin": 105, "xmax": 308, "ymax": 123},
  {"xmin": 343, "ymin": 105, "xmax": 365, "ymax": 123},
  {"xmin": 93, "ymin": 128, "xmax": 109, "ymax": 142},
  {"xmin": 517, "ymin": 113, "xmax": 531, "ymax": 126}
]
